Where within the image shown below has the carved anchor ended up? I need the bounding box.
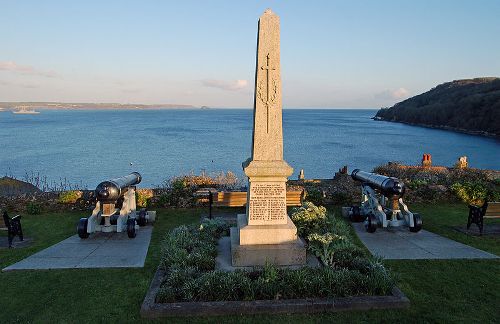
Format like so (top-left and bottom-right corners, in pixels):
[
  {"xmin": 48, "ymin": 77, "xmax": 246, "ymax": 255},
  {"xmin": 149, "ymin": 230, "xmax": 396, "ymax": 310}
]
[{"xmin": 260, "ymin": 53, "xmax": 277, "ymax": 133}]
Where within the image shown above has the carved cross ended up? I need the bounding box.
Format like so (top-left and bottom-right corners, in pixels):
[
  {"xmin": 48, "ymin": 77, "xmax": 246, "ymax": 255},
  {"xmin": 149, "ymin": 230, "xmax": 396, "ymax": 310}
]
[{"xmin": 261, "ymin": 53, "xmax": 276, "ymax": 133}]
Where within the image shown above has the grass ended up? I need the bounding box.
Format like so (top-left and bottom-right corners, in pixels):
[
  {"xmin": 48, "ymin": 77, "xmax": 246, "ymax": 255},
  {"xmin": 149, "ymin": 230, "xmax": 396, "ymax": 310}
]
[{"xmin": 0, "ymin": 204, "xmax": 498, "ymax": 323}]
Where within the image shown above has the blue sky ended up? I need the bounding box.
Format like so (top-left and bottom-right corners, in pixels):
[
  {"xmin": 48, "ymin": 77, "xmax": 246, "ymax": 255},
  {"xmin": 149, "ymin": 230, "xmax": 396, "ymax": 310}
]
[{"xmin": 1, "ymin": 0, "xmax": 499, "ymax": 108}]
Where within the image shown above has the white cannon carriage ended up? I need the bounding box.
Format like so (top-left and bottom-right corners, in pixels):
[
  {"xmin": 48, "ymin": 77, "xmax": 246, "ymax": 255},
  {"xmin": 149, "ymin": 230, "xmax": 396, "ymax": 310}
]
[
  {"xmin": 347, "ymin": 169, "xmax": 422, "ymax": 233},
  {"xmin": 77, "ymin": 172, "xmax": 156, "ymax": 239}
]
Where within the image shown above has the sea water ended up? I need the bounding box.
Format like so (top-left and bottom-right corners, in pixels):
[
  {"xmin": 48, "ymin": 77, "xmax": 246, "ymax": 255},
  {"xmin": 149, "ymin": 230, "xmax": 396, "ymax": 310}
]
[{"xmin": 0, "ymin": 109, "xmax": 498, "ymax": 188}]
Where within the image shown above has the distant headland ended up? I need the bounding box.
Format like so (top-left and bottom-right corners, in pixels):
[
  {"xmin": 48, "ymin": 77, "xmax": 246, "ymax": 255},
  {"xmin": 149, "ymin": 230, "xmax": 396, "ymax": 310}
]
[
  {"xmin": 0, "ymin": 102, "xmax": 196, "ymax": 110},
  {"xmin": 374, "ymin": 77, "xmax": 500, "ymax": 138}
]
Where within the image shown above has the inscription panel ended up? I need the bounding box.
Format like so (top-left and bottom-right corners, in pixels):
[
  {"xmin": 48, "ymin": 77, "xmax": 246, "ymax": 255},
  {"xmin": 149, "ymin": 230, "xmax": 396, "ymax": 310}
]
[{"xmin": 248, "ymin": 182, "xmax": 287, "ymax": 225}]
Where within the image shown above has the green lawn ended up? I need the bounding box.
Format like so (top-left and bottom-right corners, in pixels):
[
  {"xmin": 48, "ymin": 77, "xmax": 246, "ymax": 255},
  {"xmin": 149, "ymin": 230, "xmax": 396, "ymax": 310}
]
[{"xmin": 0, "ymin": 204, "xmax": 498, "ymax": 323}]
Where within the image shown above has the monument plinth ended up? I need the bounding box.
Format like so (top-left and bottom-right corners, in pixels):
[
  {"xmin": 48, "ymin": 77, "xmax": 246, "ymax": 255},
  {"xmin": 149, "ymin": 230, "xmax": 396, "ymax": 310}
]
[{"xmin": 231, "ymin": 9, "xmax": 306, "ymax": 266}]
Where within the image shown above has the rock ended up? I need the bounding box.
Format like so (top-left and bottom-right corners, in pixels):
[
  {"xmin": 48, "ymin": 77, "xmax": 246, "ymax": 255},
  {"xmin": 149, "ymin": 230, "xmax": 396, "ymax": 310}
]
[{"xmin": 0, "ymin": 177, "xmax": 41, "ymax": 197}]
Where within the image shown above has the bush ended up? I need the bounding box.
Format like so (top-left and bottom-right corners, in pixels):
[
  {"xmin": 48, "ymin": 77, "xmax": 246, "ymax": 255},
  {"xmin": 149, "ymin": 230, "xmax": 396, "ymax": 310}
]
[
  {"xmin": 304, "ymin": 189, "xmax": 325, "ymax": 206},
  {"xmin": 136, "ymin": 190, "xmax": 153, "ymax": 207},
  {"xmin": 307, "ymin": 232, "xmax": 346, "ymax": 266},
  {"xmin": 331, "ymin": 191, "xmax": 353, "ymax": 205},
  {"xmin": 290, "ymin": 202, "xmax": 329, "ymax": 237},
  {"xmin": 160, "ymin": 219, "xmax": 228, "ymax": 272},
  {"xmin": 153, "ymin": 172, "xmax": 244, "ymax": 208},
  {"xmin": 406, "ymin": 179, "xmax": 428, "ymax": 190},
  {"xmin": 451, "ymin": 181, "xmax": 488, "ymax": 206},
  {"xmin": 26, "ymin": 201, "xmax": 42, "ymax": 214},
  {"xmin": 57, "ymin": 190, "xmax": 82, "ymax": 204},
  {"xmin": 199, "ymin": 218, "xmax": 230, "ymax": 240}
]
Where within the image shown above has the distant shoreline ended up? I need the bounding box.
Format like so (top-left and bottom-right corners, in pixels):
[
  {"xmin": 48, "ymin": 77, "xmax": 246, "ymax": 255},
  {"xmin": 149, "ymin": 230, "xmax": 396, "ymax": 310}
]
[
  {"xmin": 373, "ymin": 117, "xmax": 500, "ymax": 139},
  {"xmin": 0, "ymin": 102, "xmax": 196, "ymax": 110},
  {"xmin": 0, "ymin": 102, "xmax": 379, "ymax": 111}
]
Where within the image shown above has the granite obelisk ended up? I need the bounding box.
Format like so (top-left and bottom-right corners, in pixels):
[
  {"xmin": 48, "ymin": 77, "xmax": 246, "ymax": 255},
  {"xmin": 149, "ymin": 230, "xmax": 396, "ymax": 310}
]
[{"xmin": 231, "ymin": 9, "xmax": 306, "ymax": 266}]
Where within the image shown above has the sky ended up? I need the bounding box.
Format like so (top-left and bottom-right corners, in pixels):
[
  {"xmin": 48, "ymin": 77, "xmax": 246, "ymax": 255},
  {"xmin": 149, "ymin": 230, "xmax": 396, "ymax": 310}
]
[{"xmin": 1, "ymin": 0, "xmax": 499, "ymax": 108}]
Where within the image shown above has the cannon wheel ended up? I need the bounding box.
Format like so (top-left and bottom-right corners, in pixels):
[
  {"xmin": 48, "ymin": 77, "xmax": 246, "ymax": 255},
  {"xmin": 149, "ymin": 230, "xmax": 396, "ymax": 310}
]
[
  {"xmin": 410, "ymin": 213, "xmax": 423, "ymax": 232},
  {"xmin": 350, "ymin": 206, "xmax": 363, "ymax": 223},
  {"xmin": 77, "ymin": 218, "xmax": 89, "ymax": 239},
  {"xmin": 127, "ymin": 218, "xmax": 136, "ymax": 238},
  {"xmin": 137, "ymin": 209, "xmax": 147, "ymax": 227},
  {"xmin": 365, "ymin": 213, "xmax": 377, "ymax": 233}
]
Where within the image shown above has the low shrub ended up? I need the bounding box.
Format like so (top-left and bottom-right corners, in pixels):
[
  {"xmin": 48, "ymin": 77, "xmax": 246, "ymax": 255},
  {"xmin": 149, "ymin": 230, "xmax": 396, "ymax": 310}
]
[
  {"xmin": 26, "ymin": 201, "xmax": 42, "ymax": 215},
  {"xmin": 304, "ymin": 189, "xmax": 325, "ymax": 206},
  {"xmin": 406, "ymin": 179, "xmax": 428, "ymax": 190},
  {"xmin": 307, "ymin": 232, "xmax": 346, "ymax": 265},
  {"xmin": 57, "ymin": 190, "xmax": 82, "ymax": 204},
  {"xmin": 290, "ymin": 202, "xmax": 329, "ymax": 237},
  {"xmin": 153, "ymin": 171, "xmax": 244, "ymax": 208},
  {"xmin": 373, "ymin": 162, "xmax": 500, "ymax": 203},
  {"xmin": 331, "ymin": 191, "xmax": 353, "ymax": 206},
  {"xmin": 136, "ymin": 189, "xmax": 153, "ymax": 207},
  {"xmin": 451, "ymin": 181, "xmax": 488, "ymax": 206}
]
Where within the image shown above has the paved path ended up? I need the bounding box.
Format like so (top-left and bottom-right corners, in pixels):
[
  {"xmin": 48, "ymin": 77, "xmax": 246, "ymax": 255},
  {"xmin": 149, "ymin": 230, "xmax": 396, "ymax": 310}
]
[
  {"xmin": 2, "ymin": 226, "xmax": 152, "ymax": 271},
  {"xmin": 352, "ymin": 223, "xmax": 498, "ymax": 260}
]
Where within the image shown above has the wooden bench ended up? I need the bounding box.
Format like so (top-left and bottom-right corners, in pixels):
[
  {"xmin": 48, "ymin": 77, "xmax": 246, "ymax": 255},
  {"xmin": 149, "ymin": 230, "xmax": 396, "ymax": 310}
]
[
  {"xmin": 196, "ymin": 190, "xmax": 305, "ymax": 219},
  {"xmin": 467, "ymin": 201, "xmax": 500, "ymax": 235},
  {"xmin": 211, "ymin": 190, "xmax": 304, "ymax": 207},
  {"xmin": 2, "ymin": 211, "xmax": 24, "ymax": 248}
]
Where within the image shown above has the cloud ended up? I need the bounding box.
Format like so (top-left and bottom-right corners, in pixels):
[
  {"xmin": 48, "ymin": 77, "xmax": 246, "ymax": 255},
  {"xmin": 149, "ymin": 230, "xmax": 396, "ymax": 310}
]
[
  {"xmin": 201, "ymin": 79, "xmax": 248, "ymax": 91},
  {"xmin": 0, "ymin": 61, "xmax": 58, "ymax": 78},
  {"xmin": 0, "ymin": 80, "xmax": 39, "ymax": 88},
  {"xmin": 374, "ymin": 87, "xmax": 410, "ymax": 100},
  {"xmin": 392, "ymin": 87, "xmax": 410, "ymax": 99}
]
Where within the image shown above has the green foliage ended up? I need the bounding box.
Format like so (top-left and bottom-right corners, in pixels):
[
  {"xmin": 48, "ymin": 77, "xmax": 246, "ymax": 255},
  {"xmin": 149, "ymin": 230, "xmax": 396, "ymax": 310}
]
[
  {"xmin": 373, "ymin": 162, "xmax": 499, "ymax": 203},
  {"xmin": 407, "ymin": 179, "xmax": 429, "ymax": 190},
  {"xmin": 156, "ymin": 261, "xmax": 395, "ymax": 303},
  {"xmin": 451, "ymin": 181, "xmax": 488, "ymax": 206},
  {"xmin": 156, "ymin": 178, "xmax": 195, "ymax": 208},
  {"xmin": 160, "ymin": 218, "xmax": 229, "ymax": 272},
  {"xmin": 198, "ymin": 217, "xmax": 230, "ymax": 240},
  {"xmin": 307, "ymin": 232, "xmax": 346, "ymax": 265},
  {"xmin": 154, "ymin": 172, "xmax": 243, "ymax": 208},
  {"xmin": 290, "ymin": 202, "xmax": 329, "ymax": 237},
  {"xmin": 135, "ymin": 191, "xmax": 151, "ymax": 207},
  {"xmin": 26, "ymin": 201, "xmax": 42, "ymax": 215},
  {"xmin": 304, "ymin": 189, "xmax": 325, "ymax": 206},
  {"xmin": 57, "ymin": 190, "xmax": 81, "ymax": 204},
  {"xmin": 374, "ymin": 78, "xmax": 500, "ymax": 136},
  {"xmin": 331, "ymin": 191, "xmax": 353, "ymax": 205},
  {"xmin": 328, "ymin": 213, "xmax": 352, "ymax": 237}
]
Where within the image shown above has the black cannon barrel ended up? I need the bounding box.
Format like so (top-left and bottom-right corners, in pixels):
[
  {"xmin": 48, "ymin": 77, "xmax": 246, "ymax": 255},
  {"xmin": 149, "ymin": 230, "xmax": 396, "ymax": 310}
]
[
  {"xmin": 351, "ymin": 169, "xmax": 405, "ymax": 198},
  {"xmin": 95, "ymin": 172, "xmax": 142, "ymax": 202}
]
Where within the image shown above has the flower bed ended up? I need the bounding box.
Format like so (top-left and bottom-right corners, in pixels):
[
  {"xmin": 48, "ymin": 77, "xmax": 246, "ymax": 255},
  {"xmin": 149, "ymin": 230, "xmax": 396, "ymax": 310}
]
[{"xmin": 155, "ymin": 203, "xmax": 395, "ymax": 304}]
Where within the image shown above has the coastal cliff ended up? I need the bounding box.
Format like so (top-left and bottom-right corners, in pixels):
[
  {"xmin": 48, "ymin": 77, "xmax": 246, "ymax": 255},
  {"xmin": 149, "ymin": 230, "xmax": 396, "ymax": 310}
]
[{"xmin": 375, "ymin": 78, "xmax": 500, "ymax": 137}]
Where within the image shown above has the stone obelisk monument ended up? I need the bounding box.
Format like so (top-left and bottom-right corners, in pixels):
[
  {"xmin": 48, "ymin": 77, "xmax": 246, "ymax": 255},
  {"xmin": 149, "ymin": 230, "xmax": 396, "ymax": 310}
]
[{"xmin": 231, "ymin": 9, "xmax": 306, "ymax": 266}]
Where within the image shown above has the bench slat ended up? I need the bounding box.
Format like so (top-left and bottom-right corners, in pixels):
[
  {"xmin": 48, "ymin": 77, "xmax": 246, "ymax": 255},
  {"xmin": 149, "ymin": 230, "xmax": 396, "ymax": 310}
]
[
  {"xmin": 210, "ymin": 191, "xmax": 303, "ymax": 207},
  {"xmin": 484, "ymin": 202, "xmax": 500, "ymax": 217}
]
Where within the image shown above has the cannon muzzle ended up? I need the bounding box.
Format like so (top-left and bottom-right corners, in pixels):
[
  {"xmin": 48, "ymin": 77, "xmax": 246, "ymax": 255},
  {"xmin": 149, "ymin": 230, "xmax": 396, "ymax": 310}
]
[
  {"xmin": 95, "ymin": 172, "xmax": 142, "ymax": 202},
  {"xmin": 351, "ymin": 169, "xmax": 405, "ymax": 198}
]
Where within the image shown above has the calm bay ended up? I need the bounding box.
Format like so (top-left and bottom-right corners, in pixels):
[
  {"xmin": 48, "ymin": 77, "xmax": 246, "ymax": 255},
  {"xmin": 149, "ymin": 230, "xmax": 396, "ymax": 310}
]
[{"xmin": 0, "ymin": 108, "xmax": 498, "ymax": 188}]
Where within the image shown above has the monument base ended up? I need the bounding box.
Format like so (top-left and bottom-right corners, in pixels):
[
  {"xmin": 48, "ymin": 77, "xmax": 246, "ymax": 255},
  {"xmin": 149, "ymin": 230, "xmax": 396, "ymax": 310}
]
[
  {"xmin": 237, "ymin": 214, "xmax": 298, "ymax": 245},
  {"xmin": 230, "ymin": 226, "xmax": 307, "ymax": 267}
]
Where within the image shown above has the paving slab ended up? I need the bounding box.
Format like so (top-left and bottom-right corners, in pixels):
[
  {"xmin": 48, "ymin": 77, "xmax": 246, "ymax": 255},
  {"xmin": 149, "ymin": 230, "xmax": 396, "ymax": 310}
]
[
  {"xmin": 2, "ymin": 226, "xmax": 153, "ymax": 271},
  {"xmin": 352, "ymin": 223, "xmax": 498, "ymax": 260}
]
